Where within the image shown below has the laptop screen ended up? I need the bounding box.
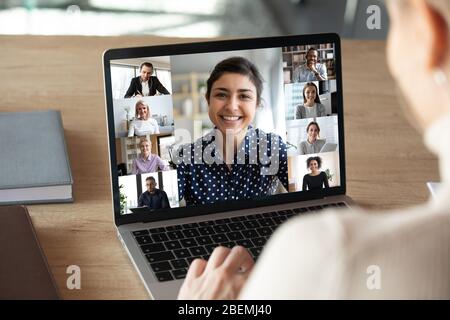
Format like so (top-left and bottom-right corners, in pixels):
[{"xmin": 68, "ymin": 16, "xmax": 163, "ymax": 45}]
[{"xmin": 105, "ymin": 35, "xmax": 344, "ymax": 219}]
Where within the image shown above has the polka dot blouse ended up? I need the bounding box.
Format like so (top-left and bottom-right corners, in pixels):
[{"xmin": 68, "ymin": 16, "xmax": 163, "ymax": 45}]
[{"xmin": 176, "ymin": 127, "xmax": 288, "ymax": 206}]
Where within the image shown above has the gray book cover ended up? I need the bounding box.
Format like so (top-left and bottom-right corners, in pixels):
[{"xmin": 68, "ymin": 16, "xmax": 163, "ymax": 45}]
[{"xmin": 0, "ymin": 110, "xmax": 73, "ymax": 204}]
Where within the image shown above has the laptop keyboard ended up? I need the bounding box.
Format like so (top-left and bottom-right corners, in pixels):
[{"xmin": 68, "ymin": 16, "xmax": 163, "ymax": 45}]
[{"xmin": 131, "ymin": 202, "xmax": 348, "ymax": 282}]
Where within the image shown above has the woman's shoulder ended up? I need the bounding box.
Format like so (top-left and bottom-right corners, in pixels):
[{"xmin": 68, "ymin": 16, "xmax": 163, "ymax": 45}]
[{"xmin": 147, "ymin": 117, "xmax": 158, "ymax": 124}]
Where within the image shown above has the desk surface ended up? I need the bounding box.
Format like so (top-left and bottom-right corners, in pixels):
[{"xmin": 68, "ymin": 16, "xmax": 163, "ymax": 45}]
[{"xmin": 0, "ymin": 35, "xmax": 439, "ymax": 299}]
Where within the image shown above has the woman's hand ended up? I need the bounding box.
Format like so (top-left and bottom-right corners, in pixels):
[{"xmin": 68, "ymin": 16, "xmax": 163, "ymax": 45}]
[{"xmin": 178, "ymin": 246, "xmax": 254, "ymax": 300}]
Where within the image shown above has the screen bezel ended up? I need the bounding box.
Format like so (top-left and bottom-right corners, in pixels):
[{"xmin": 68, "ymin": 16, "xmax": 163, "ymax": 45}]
[{"xmin": 103, "ymin": 33, "xmax": 346, "ymax": 227}]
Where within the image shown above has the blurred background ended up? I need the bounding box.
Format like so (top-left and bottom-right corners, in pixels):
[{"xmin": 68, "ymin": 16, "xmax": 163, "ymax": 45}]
[{"xmin": 0, "ymin": 0, "xmax": 388, "ymax": 38}]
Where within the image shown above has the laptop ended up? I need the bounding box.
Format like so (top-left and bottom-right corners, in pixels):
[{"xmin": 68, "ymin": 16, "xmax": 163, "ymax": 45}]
[
  {"xmin": 320, "ymin": 142, "xmax": 338, "ymax": 153},
  {"xmin": 103, "ymin": 33, "xmax": 354, "ymax": 299}
]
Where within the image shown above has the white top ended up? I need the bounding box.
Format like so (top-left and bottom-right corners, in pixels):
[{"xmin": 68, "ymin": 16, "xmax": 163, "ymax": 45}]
[
  {"xmin": 128, "ymin": 118, "xmax": 160, "ymax": 137},
  {"xmin": 240, "ymin": 114, "xmax": 450, "ymax": 299},
  {"xmin": 141, "ymin": 80, "xmax": 150, "ymax": 96}
]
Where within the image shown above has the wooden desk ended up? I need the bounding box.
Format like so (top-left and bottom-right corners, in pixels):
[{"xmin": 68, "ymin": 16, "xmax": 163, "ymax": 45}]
[{"xmin": 0, "ymin": 36, "xmax": 439, "ymax": 299}]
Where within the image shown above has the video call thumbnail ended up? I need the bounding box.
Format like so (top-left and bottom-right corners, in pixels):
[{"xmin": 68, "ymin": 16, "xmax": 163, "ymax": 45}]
[{"xmin": 109, "ymin": 43, "xmax": 341, "ymax": 215}]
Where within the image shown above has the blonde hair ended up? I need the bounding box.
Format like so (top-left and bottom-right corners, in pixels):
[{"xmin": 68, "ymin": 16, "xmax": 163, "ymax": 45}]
[
  {"xmin": 139, "ymin": 137, "xmax": 151, "ymax": 148},
  {"xmin": 135, "ymin": 100, "xmax": 150, "ymax": 120}
]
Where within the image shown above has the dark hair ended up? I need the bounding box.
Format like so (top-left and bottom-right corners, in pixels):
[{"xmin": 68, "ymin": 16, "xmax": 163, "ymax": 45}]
[
  {"xmin": 306, "ymin": 47, "xmax": 318, "ymax": 58},
  {"xmin": 306, "ymin": 121, "xmax": 320, "ymax": 133},
  {"xmin": 140, "ymin": 62, "xmax": 154, "ymax": 70},
  {"xmin": 303, "ymin": 82, "xmax": 321, "ymax": 104},
  {"xmin": 306, "ymin": 156, "xmax": 322, "ymax": 169},
  {"xmin": 146, "ymin": 176, "xmax": 156, "ymax": 182},
  {"xmin": 206, "ymin": 56, "xmax": 263, "ymax": 105}
]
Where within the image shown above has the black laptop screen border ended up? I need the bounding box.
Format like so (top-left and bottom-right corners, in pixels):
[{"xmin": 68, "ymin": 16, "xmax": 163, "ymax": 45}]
[{"xmin": 103, "ymin": 33, "xmax": 346, "ymax": 226}]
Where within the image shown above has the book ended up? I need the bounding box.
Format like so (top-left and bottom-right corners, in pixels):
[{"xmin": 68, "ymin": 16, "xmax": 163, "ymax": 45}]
[
  {"xmin": 0, "ymin": 110, "xmax": 73, "ymax": 204},
  {"xmin": 0, "ymin": 205, "xmax": 60, "ymax": 299}
]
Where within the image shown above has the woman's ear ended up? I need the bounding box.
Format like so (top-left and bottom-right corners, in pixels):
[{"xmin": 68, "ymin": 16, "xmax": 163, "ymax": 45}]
[{"xmin": 412, "ymin": 0, "xmax": 448, "ymax": 70}]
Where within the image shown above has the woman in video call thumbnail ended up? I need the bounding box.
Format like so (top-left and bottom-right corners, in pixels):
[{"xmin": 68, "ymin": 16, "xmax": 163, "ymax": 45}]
[
  {"xmin": 131, "ymin": 138, "xmax": 170, "ymax": 174},
  {"xmin": 128, "ymin": 100, "xmax": 160, "ymax": 137},
  {"xmin": 299, "ymin": 121, "xmax": 326, "ymax": 155},
  {"xmin": 302, "ymin": 156, "xmax": 329, "ymax": 191},
  {"xmin": 176, "ymin": 57, "xmax": 288, "ymax": 206},
  {"xmin": 295, "ymin": 82, "xmax": 327, "ymax": 119}
]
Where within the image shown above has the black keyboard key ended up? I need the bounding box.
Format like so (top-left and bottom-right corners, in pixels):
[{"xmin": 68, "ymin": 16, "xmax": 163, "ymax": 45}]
[
  {"xmin": 135, "ymin": 235, "xmax": 152, "ymax": 245},
  {"xmin": 250, "ymin": 247, "xmax": 263, "ymax": 258},
  {"xmin": 262, "ymin": 212, "xmax": 273, "ymax": 218},
  {"xmin": 229, "ymin": 222, "xmax": 245, "ymax": 231},
  {"xmin": 155, "ymin": 271, "xmax": 173, "ymax": 282},
  {"xmin": 221, "ymin": 242, "xmax": 236, "ymax": 249},
  {"xmin": 166, "ymin": 225, "xmax": 182, "ymax": 231},
  {"xmin": 252, "ymin": 237, "xmax": 267, "ymax": 247},
  {"xmin": 203, "ymin": 254, "xmax": 211, "ymax": 261},
  {"xmin": 149, "ymin": 227, "xmax": 166, "ymax": 234},
  {"xmin": 132, "ymin": 230, "xmax": 149, "ymax": 236},
  {"xmin": 146, "ymin": 251, "xmax": 175, "ymax": 263},
  {"xmin": 256, "ymin": 227, "xmax": 272, "ymax": 237},
  {"xmin": 167, "ymin": 231, "xmax": 184, "ymax": 240},
  {"xmin": 278, "ymin": 215, "xmax": 288, "ymax": 222},
  {"xmin": 182, "ymin": 229, "xmax": 200, "ymax": 238},
  {"xmin": 180, "ymin": 238, "xmax": 198, "ymax": 248},
  {"xmin": 182, "ymin": 222, "xmax": 199, "ymax": 229},
  {"xmin": 236, "ymin": 239, "xmax": 254, "ymax": 248},
  {"xmin": 205, "ymin": 244, "xmax": 218, "ymax": 254},
  {"xmin": 186, "ymin": 256, "xmax": 202, "ymax": 265},
  {"xmin": 278, "ymin": 210, "xmax": 292, "ymax": 215},
  {"xmin": 246, "ymin": 214, "xmax": 259, "ymax": 220},
  {"xmin": 189, "ymin": 246, "xmax": 207, "ymax": 256},
  {"xmin": 199, "ymin": 220, "xmax": 215, "ymax": 226},
  {"xmin": 172, "ymin": 268, "xmax": 188, "ymax": 279},
  {"xmin": 293, "ymin": 207, "xmax": 308, "ymax": 213},
  {"xmin": 258, "ymin": 218, "xmax": 274, "ymax": 227},
  {"xmin": 213, "ymin": 225, "xmax": 230, "ymax": 234},
  {"xmin": 174, "ymin": 249, "xmax": 190, "ymax": 259},
  {"xmin": 272, "ymin": 216, "xmax": 283, "ymax": 225},
  {"xmin": 227, "ymin": 231, "xmax": 244, "ymax": 241},
  {"xmin": 151, "ymin": 233, "xmax": 169, "ymax": 243},
  {"xmin": 211, "ymin": 234, "xmax": 228, "ymax": 243},
  {"xmin": 197, "ymin": 235, "xmax": 213, "ymax": 245},
  {"xmin": 242, "ymin": 229, "xmax": 259, "ymax": 238},
  {"xmin": 165, "ymin": 240, "xmax": 182, "ymax": 250},
  {"xmin": 338, "ymin": 202, "xmax": 348, "ymax": 207},
  {"xmin": 150, "ymin": 261, "xmax": 172, "ymax": 272},
  {"xmin": 243, "ymin": 220, "xmax": 260, "ymax": 229},
  {"xmin": 215, "ymin": 218, "xmax": 231, "ymax": 225},
  {"xmin": 198, "ymin": 226, "xmax": 215, "ymax": 236},
  {"xmin": 231, "ymin": 216, "xmax": 247, "ymax": 222},
  {"xmin": 140, "ymin": 243, "xmax": 165, "ymax": 254},
  {"xmin": 170, "ymin": 259, "xmax": 188, "ymax": 269}
]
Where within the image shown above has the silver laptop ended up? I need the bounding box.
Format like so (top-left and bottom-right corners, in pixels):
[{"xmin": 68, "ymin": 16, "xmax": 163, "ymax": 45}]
[{"xmin": 103, "ymin": 33, "xmax": 354, "ymax": 300}]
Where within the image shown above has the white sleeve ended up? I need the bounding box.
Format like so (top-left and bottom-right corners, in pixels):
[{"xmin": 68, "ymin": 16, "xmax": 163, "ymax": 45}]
[
  {"xmin": 320, "ymin": 64, "xmax": 328, "ymax": 80},
  {"xmin": 239, "ymin": 212, "xmax": 346, "ymax": 299},
  {"xmin": 128, "ymin": 121, "xmax": 135, "ymax": 137},
  {"xmin": 154, "ymin": 119, "xmax": 160, "ymax": 134}
]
